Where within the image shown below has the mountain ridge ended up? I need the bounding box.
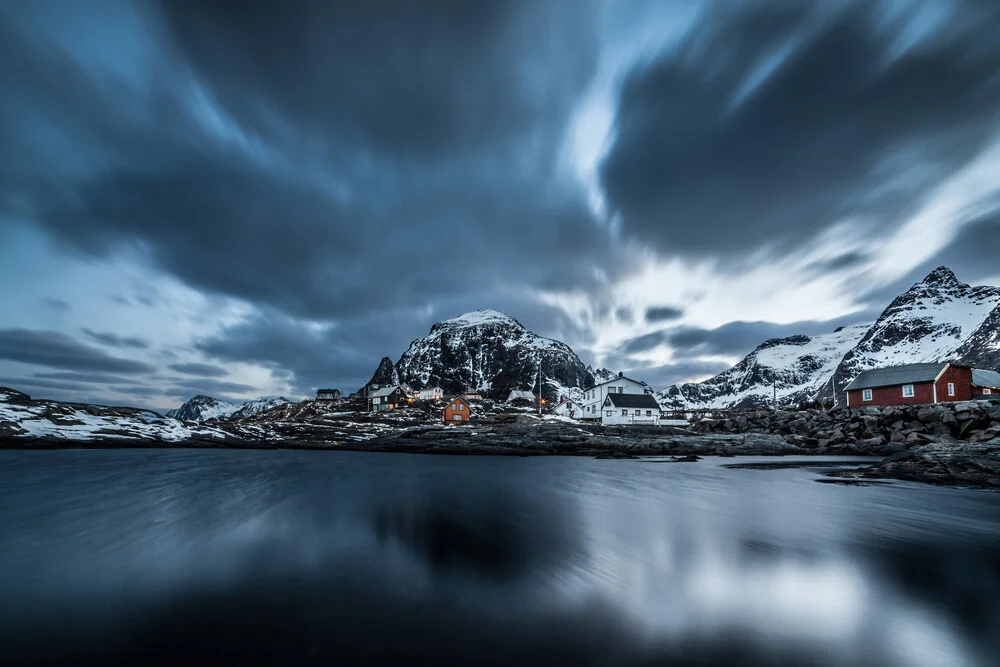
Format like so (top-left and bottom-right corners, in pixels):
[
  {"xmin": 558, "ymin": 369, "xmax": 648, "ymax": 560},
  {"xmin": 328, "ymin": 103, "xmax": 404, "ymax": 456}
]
[{"xmin": 659, "ymin": 267, "xmax": 1000, "ymax": 409}]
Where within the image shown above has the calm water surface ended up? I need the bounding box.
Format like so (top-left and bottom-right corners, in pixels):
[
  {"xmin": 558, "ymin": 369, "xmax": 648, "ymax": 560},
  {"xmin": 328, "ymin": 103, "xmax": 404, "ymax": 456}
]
[{"xmin": 1, "ymin": 450, "xmax": 998, "ymax": 666}]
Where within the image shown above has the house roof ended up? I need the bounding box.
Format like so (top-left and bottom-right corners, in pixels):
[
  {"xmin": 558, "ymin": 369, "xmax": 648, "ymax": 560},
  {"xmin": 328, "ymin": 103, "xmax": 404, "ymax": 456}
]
[
  {"xmin": 508, "ymin": 390, "xmax": 535, "ymax": 400},
  {"xmin": 972, "ymin": 369, "xmax": 1000, "ymax": 388},
  {"xmin": 370, "ymin": 385, "xmax": 402, "ymax": 398},
  {"xmin": 590, "ymin": 373, "xmax": 646, "ymax": 389},
  {"xmin": 844, "ymin": 363, "xmax": 948, "ymax": 391},
  {"xmin": 444, "ymin": 396, "xmax": 471, "ymax": 410},
  {"xmin": 419, "ymin": 386, "xmax": 442, "ymax": 392},
  {"xmin": 316, "ymin": 388, "xmax": 340, "ymax": 393},
  {"xmin": 603, "ymin": 393, "xmax": 661, "ymax": 409}
]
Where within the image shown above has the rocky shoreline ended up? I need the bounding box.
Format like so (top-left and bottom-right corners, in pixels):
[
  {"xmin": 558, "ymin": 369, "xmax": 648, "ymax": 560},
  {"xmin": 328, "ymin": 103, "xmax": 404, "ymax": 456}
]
[{"xmin": 3, "ymin": 387, "xmax": 999, "ymax": 489}]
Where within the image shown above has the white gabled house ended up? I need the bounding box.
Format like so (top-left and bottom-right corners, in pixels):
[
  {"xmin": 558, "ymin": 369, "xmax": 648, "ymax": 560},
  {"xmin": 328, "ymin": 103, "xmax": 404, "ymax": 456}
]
[
  {"xmin": 580, "ymin": 372, "xmax": 649, "ymax": 420},
  {"xmin": 548, "ymin": 396, "xmax": 582, "ymax": 419},
  {"xmin": 600, "ymin": 393, "xmax": 662, "ymax": 425},
  {"xmin": 417, "ymin": 386, "xmax": 444, "ymax": 401}
]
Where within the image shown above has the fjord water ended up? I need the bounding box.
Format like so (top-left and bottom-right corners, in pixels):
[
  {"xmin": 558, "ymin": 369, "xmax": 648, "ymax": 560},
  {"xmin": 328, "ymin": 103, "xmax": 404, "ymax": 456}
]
[{"xmin": 1, "ymin": 451, "xmax": 998, "ymax": 667}]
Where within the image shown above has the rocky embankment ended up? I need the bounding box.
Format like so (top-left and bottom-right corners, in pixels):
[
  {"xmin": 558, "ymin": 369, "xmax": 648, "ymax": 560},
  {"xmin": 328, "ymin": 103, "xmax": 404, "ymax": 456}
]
[{"xmin": 690, "ymin": 399, "xmax": 1000, "ymax": 488}]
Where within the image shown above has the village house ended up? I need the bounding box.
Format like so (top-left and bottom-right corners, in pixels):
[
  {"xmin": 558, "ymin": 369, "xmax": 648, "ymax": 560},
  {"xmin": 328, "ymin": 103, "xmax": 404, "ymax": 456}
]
[
  {"xmin": 843, "ymin": 362, "xmax": 996, "ymax": 407},
  {"xmin": 315, "ymin": 388, "xmax": 341, "ymax": 401},
  {"xmin": 548, "ymin": 396, "xmax": 582, "ymax": 419},
  {"xmin": 461, "ymin": 391, "xmax": 484, "ymax": 401},
  {"xmin": 417, "ymin": 386, "xmax": 444, "ymax": 401},
  {"xmin": 580, "ymin": 372, "xmax": 650, "ymax": 421},
  {"xmin": 369, "ymin": 385, "xmax": 408, "ymax": 412},
  {"xmin": 442, "ymin": 396, "xmax": 472, "ymax": 424},
  {"xmin": 972, "ymin": 369, "xmax": 1000, "ymax": 397},
  {"xmin": 601, "ymin": 393, "xmax": 663, "ymax": 425},
  {"xmin": 506, "ymin": 389, "xmax": 536, "ymax": 404},
  {"xmin": 399, "ymin": 383, "xmax": 416, "ymax": 398}
]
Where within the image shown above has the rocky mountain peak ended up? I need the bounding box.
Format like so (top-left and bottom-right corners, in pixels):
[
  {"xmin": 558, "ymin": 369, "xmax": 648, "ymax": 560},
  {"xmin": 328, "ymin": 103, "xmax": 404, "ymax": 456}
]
[
  {"xmin": 361, "ymin": 356, "xmax": 400, "ymax": 394},
  {"xmin": 430, "ymin": 309, "xmax": 524, "ymax": 334},
  {"xmin": 376, "ymin": 310, "xmax": 592, "ymax": 400},
  {"xmin": 919, "ymin": 266, "xmax": 961, "ymax": 288}
]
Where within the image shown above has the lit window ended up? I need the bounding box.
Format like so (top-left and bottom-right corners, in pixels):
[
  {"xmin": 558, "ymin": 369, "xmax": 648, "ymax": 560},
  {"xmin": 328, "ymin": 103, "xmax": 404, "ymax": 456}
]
[
  {"xmin": 947, "ymin": 382, "xmax": 955, "ymax": 396},
  {"xmin": 985, "ymin": 388, "xmax": 992, "ymax": 395},
  {"xmin": 902, "ymin": 384, "xmax": 914, "ymax": 398},
  {"xmin": 862, "ymin": 389, "xmax": 872, "ymax": 401}
]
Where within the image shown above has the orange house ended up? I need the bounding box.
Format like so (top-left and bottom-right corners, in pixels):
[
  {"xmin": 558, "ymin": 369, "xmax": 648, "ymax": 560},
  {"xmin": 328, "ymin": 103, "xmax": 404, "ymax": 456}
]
[{"xmin": 442, "ymin": 397, "xmax": 472, "ymax": 425}]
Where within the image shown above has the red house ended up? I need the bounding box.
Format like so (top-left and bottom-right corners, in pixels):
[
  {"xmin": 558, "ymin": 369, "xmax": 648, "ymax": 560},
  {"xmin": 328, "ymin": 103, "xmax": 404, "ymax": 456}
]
[
  {"xmin": 972, "ymin": 369, "xmax": 1000, "ymax": 397},
  {"xmin": 844, "ymin": 362, "xmax": 977, "ymax": 407},
  {"xmin": 442, "ymin": 397, "xmax": 472, "ymax": 425}
]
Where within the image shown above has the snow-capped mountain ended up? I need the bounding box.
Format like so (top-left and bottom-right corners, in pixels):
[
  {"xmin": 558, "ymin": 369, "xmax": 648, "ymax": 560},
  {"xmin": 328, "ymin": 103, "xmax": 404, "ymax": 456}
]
[
  {"xmin": 167, "ymin": 394, "xmax": 293, "ymax": 422},
  {"xmin": 1, "ymin": 387, "xmax": 232, "ymax": 442},
  {"xmin": 659, "ymin": 267, "xmax": 1000, "ymax": 409},
  {"xmin": 376, "ymin": 309, "xmax": 593, "ymax": 400}
]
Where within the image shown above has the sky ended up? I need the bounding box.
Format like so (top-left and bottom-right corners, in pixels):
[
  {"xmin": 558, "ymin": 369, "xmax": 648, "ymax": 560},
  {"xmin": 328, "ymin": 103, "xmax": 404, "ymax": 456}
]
[{"xmin": 2, "ymin": 0, "xmax": 1000, "ymax": 411}]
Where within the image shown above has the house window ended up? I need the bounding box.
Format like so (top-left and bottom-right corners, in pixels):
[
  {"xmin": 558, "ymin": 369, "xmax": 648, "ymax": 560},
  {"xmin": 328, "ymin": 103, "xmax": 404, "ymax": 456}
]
[
  {"xmin": 646, "ymin": 410, "xmax": 652, "ymax": 416},
  {"xmin": 453, "ymin": 414, "xmax": 462, "ymax": 421},
  {"xmin": 862, "ymin": 389, "xmax": 872, "ymax": 401},
  {"xmin": 451, "ymin": 403, "xmax": 457, "ymax": 410},
  {"xmin": 634, "ymin": 410, "xmax": 640, "ymax": 415},
  {"xmin": 902, "ymin": 384, "xmax": 914, "ymax": 398},
  {"xmin": 947, "ymin": 382, "xmax": 955, "ymax": 397},
  {"xmin": 621, "ymin": 409, "xmax": 627, "ymax": 416},
  {"xmin": 984, "ymin": 388, "xmax": 992, "ymax": 395},
  {"xmin": 618, "ymin": 387, "xmax": 624, "ymax": 394},
  {"xmin": 605, "ymin": 410, "xmax": 612, "ymax": 417}
]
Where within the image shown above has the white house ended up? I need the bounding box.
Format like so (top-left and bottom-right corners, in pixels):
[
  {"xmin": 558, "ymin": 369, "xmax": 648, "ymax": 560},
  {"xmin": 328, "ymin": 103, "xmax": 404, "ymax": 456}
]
[
  {"xmin": 506, "ymin": 389, "xmax": 536, "ymax": 403},
  {"xmin": 580, "ymin": 372, "xmax": 649, "ymax": 420},
  {"xmin": 417, "ymin": 386, "xmax": 444, "ymax": 401},
  {"xmin": 548, "ymin": 397, "xmax": 582, "ymax": 419},
  {"xmin": 600, "ymin": 393, "xmax": 662, "ymax": 425}
]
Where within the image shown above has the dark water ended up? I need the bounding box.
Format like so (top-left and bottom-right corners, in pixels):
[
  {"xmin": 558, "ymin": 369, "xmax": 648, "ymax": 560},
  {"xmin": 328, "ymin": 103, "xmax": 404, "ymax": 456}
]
[{"xmin": 1, "ymin": 451, "xmax": 998, "ymax": 666}]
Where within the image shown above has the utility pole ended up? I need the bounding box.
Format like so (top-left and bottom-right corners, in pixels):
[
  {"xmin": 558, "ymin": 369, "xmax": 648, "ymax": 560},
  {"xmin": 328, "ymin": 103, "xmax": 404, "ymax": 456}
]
[
  {"xmin": 773, "ymin": 379, "xmax": 777, "ymax": 411},
  {"xmin": 537, "ymin": 357, "xmax": 542, "ymax": 415}
]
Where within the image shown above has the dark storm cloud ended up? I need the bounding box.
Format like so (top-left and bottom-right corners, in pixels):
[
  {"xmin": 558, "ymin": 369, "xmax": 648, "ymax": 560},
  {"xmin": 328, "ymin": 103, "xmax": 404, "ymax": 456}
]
[
  {"xmin": 166, "ymin": 380, "xmax": 259, "ymax": 401},
  {"xmin": 34, "ymin": 371, "xmax": 140, "ymax": 385},
  {"xmin": 42, "ymin": 298, "xmax": 70, "ymax": 312},
  {"xmin": 81, "ymin": 328, "xmax": 150, "ymax": 350},
  {"xmin": 168, "ymin": 362, "xmax": 228, "ymax": 378},
  {"xmin": 195, "ymin": 312, "xmax": 392, "ymax": 396},
  {"xmin": 620, "ymin": 330, "xmax": 669, "ymax": 354},
  {"xmin": 666, "ymin": 318, "xmax": 865, "ymax": 358},
  {"xmin": 601, "ymin": 1, "xmax": 1000, "ymax": 256},
  {"xmin": 1, "ymin": 0, "xmax": 614, "ymax": 322},
  {"xmin": 645, "ymin": 306, "xmax": 684, "ymax": 323},
  {"xmin": 0, "ymin": 329, "xmax": 155, "ymax": 374},
  {"xmin": 638, "ymin": 360, "xmax": 735, "ymax": 389}
]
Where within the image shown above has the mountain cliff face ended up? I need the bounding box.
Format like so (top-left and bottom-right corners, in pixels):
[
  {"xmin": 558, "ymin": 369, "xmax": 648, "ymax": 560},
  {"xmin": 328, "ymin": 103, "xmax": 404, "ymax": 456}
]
[
  {"xmin": 660, "ymin": 267, "xmax": 1000, "ymax": 409},
  {"xmin": 167, "ymin": 395, "xmax": 293, "ymax": 422},
  {"xmin": 382, "ymin": 309, "xmax": 593, "ymax": 400},
  {"xmin": 361, "ymin": 356, "xmax": 400, "ymax": 394}
]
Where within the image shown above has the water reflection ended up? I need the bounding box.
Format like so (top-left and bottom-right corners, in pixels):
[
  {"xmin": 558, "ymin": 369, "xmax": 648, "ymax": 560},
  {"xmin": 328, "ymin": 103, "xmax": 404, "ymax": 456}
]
[{"xmin": 0, "ymin": 450, "xmax": 997, "ymax": 666}]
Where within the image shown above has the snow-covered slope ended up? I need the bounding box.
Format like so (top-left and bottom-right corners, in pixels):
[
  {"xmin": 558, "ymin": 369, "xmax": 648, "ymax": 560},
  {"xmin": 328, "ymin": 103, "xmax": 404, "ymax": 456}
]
[
  {"xmin": 658, "ymin": 323, "xmax": 870, "ymax": 409},
  {"xmin": 167, "ymin": 394, "xmax": 293, "ymax": 422},
  {"xmin": 659, "ymin": 267, "xmax": 1000, "ymax": 409},
  {"xmin": 385, "ymin": 309, "xmax": 593, "ymax": 400},
  {"xmin": 0, "ymin": 388, "xmax": 231, "ymax": 442}
]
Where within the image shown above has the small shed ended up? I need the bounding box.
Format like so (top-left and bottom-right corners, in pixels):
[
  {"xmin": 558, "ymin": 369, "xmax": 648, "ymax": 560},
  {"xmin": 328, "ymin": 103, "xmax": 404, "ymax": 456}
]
[
  {"xmin": 442, "ymin": 397, "xmax": 472, "ymax": 425},
  {"xmin": 316, "ymin": 388, "xmax": 341, "ymax": 401}
]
